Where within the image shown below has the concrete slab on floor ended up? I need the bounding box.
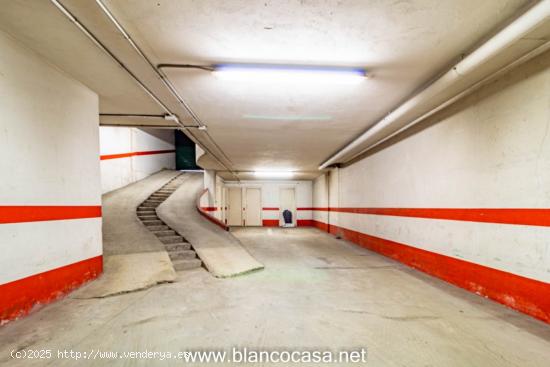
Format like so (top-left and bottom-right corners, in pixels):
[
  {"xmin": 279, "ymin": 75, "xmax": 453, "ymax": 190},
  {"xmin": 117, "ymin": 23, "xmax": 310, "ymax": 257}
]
[
  {"xmin": 0, "ymin": 227, "xmax": 549, "ymax": 367},
  {"xmin": 94, "ymin": 170, "xmax": 180, "ymax": 297},
  {"xmin": 72, "ymin": 252, "xmax": 176, "ymax": 299},
  {"xmin": 102, "ymin": 169, "xmax": 181, "ymax": 256},
  {"xmin": 157, "ymin": 172, "xmax": 264, "ymax": 278}
]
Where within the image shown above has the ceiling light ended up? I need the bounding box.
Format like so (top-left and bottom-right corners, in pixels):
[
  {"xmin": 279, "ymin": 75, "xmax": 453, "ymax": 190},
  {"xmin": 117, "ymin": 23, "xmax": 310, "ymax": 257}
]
[
  {"xmin": 213, "ymin": 64, "xmax": 366, "ymax": 84},
  {"xmin": 243, "ymin": 114, "xmax": 332, "ymax": 121},
  {"xmin": 253, "ymin": 170, "xmax": 295, "ymax": 178}
]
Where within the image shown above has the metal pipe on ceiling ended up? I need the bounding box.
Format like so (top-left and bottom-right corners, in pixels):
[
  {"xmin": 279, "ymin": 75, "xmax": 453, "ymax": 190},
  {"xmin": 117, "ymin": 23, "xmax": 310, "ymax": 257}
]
[
  {"xmin": 319, "ymin": 0, "xmax": 550, "ymax": 169},
  {"xmin": 157, "ymin": 64, "xmax": 215, "ymax": 72},
  {"xmin": 345, "ymin": 40, "xmax": 550, "ymax": 165},
  {"xmin": 100, "ymin": 123, "xmax": 180, "ymax": 129},
  {"xmin": 94, "ymin": 0, "xmax": 235, "ymax": 170},
  {"xmin": 99, "ymin": 113, "xmax": 165, "ymax": 118},
  {"xmin": 99, "ymin": 113, "xmax": 208, "ymax": 129},
  {"xmin": 93, "ymin": 0, "xmax": 203, "ymax": 128},
  {"xmin": 49, "ymin": 0, "xmax": 173, "ymax": 118},
  {"xmin": 49, "ymin": 0, "xmax": 237, "ymax": 179}
]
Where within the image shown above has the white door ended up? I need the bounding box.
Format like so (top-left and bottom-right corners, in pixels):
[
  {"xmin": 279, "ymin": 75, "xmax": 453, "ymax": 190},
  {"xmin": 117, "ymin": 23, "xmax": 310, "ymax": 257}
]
[
  {"xmin": 227, "ymin": 187, "xmax": 242, "ymax": 226},
  {"xmin": 279, "ymin": 188, "xmax": 296, "ymax": 227},
  {"xmin": 245, "ymin": 188, "xmax": 262, "ymax": 226}
]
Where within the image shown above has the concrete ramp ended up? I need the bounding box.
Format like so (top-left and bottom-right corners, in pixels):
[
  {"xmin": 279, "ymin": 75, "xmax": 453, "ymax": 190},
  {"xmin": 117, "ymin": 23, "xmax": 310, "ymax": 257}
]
[
  {"xmin": 73, "ymin": 252, "xmax": 175, "ymax": 298},
  {"xmin": 102, "ymin": 170, "xmax": 181, "ymax": 256},
  {"xmin": 74, "ymin": 170, "xmax": 179, "ymax": 298},
  {"xmin": 157, "ymin": 172, "xmax": 264, "ymax": 278}
]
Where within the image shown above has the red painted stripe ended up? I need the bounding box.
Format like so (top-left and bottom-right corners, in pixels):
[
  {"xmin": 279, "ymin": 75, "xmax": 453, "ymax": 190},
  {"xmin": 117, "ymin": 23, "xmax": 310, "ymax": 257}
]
[
  {"xmin": 297, "ymin": 219, "xmax": 313, "ymax": 226},
  {"xmin": 100, "ymin": 152, "xmax": 134, "ymax": 160},
  {"xmin": 201, "ymin": 207, "xmax": 218, "ymax": 212},
  {"xmin": 132, "ymin": 149, "xmax": 175, "ymax": 157},
  {"xmin": 311, "ymin": 220, "xmax": 329, "ymax": 232},
  {"xmin": 311, "ymin": 220, "xmax": 550, "ymax": 324},
  {"xmin": 264, "ymin": 207, "xmax": 316, "ymax": 211},
  {"xmin": 100, "ymin": 149, "xmax": 175, "ymax": 160},
  {"xmin": 308, "ymin": 207, "xmax": 550, "ymax": 227},
  {"xmin": 0, "ymin": 206, "xmax": 102, "ymax": 224},
  {"xmin": 262, "ymin": 219, "xmax": 279, "ymax": 227},
  {"xmin": 196, "ymin": 189, "xmax": 228, "ymax": 231},
  {"xmin": 0, "ymin": 256, "xmax": 103, "ymax": 324}
]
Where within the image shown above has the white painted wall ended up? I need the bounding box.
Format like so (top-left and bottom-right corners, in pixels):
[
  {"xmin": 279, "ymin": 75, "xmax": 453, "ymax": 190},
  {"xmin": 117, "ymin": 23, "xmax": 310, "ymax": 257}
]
[
  {"xmin": 215, "ymin": 173, "xmax": 224, "ymax": 215},
  {"xmin": 223, "ymin": 180, "xmax": 313, "ymax": 225},
  {"xmin": 313, "ymin": 50, "xmax": 550, "ymax": 283},
  {"xmin": 0, "ymin": 30, "xmax": 101, "ymax": 283},
  {"xmin": 201, "ymin": 169, "xmax": 217, "ymax": 209},
  {"xmin": 99, "ymin": 127, "xmax": 175, "ymax": 193},
  {"xmin": 313, "ymin": 174, "xmax": 328, "ymax": 224}
]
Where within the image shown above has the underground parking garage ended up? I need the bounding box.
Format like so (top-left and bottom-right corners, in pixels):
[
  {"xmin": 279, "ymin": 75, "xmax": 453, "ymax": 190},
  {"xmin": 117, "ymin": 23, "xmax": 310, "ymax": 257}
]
[{"xmin": 1, "ymin": 0, "xmax": 550, "ymax": 365}]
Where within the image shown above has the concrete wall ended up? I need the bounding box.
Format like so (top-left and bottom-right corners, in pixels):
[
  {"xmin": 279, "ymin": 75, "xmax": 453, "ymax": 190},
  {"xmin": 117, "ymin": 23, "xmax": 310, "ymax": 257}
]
[
  {"xmin": 99, "ymin": 127, "xmax": 175, "ymax": 193},
  {"xmin": 312, "ymin": 50, "xmax": 550, "ymax": 323},
  {"xmin": 224, "ymin": 180, "xmax": 313, "ymax": 226},
  {"xmin": 202, "ymin": 169, "xmax": 217, "ymax": 209},
  {"xmin": 0, "ymin": 31, "xmax": 102, "ymax": 324},
  {"xmin": 194, "ymin": 170, "xmax": 228, "ymax": 229}
]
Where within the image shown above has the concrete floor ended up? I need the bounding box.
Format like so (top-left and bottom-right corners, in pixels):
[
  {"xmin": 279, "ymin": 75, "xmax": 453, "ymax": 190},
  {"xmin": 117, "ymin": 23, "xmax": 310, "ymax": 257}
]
[{"xmin": 1, "ymin": 227, "xmax": 549, "ymax": 366}]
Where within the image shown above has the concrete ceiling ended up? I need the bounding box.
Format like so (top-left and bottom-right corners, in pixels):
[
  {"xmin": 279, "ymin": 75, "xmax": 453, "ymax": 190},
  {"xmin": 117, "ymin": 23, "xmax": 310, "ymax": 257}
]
[{"xmin": 0, "ymin": 0, "xmax": 535, "ymax": 178}]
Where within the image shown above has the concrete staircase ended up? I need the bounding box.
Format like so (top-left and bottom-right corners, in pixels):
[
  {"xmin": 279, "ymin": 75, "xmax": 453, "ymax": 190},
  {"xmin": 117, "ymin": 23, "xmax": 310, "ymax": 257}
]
[{"xmin": 137, "ymin": 174, "xmax": 202, "ymax": 271}]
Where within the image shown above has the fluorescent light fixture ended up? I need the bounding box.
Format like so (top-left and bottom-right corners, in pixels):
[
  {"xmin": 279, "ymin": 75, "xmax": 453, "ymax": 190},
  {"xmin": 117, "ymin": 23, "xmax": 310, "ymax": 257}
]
[
  {"xmin": 253, "ymin": 170, "xmax": 295, "ymax": 178},
  {"xmin": 243, "ymin": 114, "xmax": 332, "ymax": 121},
  {"xmin": 213, "ymin": 64, "xmax": 366, "ymax": 84}
]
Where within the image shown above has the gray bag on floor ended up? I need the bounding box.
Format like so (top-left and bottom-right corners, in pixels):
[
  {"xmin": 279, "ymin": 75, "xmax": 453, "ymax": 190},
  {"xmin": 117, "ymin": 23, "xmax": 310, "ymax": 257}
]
[{"xmin": 282, "ymin": 209, "xmax": 292, "ymax": 226}]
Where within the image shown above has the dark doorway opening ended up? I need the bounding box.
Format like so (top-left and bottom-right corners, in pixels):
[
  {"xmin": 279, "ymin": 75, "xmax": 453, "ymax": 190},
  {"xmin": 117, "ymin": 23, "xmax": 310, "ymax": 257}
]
[{"xmin": 175, "ymin": 130, "xmax": 201, "ymax": 170}]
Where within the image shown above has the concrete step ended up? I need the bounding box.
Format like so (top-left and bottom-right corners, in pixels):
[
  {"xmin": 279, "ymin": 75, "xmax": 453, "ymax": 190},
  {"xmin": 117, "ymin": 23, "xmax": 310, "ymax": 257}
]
[
  {"xmin": 150, "ymin": 194, "xmax": 170, "ymax": 198},
  {"xmin": 153, "ymin": 230, "xmax": 177, "ymax": 237},
  {"xmin": 168, "ymin": 249, "xmax": 196, "ymax": 260},
  {"xmin": 137, "ymin": 212, "xmax": 156, "ymax": 217},
  {"xmin": 172, "ymin": 258, "xmax": 202, "ymax": 271},
  {"xmin": 165, "ymin": 243, "xmax": 191, "ymax": 251},
  {"xmin": 159, "ymin": 235, "xmax": 185, "ymax": 244},
  {"xmin": 137, "ymin": 210, "xmax": 157, "ymax": 214},
  {"xmin": 145, "ymin": 199, "xmax": 164, "ymax": 203},
  {"xmin": 147, "ymin": 225, "xmax": 170, "ymax": 231},
  {"xmin": 142, "ymin": 220, "xmax": 163, "ymax": 226},
  {"xmin": 142, "ymin": 203, "xmax": 162, "ymax": 208},
  {"xmin": 137, "ymin": 205, "xmax": 155, "ymax": 212},
  {"xmin": 139, "ymin": 215, "xmax": 159, "ymax": 221},
  {"xmin": 138, "ymin": 209, "xmax": 158, "ymax": 214},
  {"xmin": 137, "ymin": 208, "xmax": 157, "ymax": 216}
]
